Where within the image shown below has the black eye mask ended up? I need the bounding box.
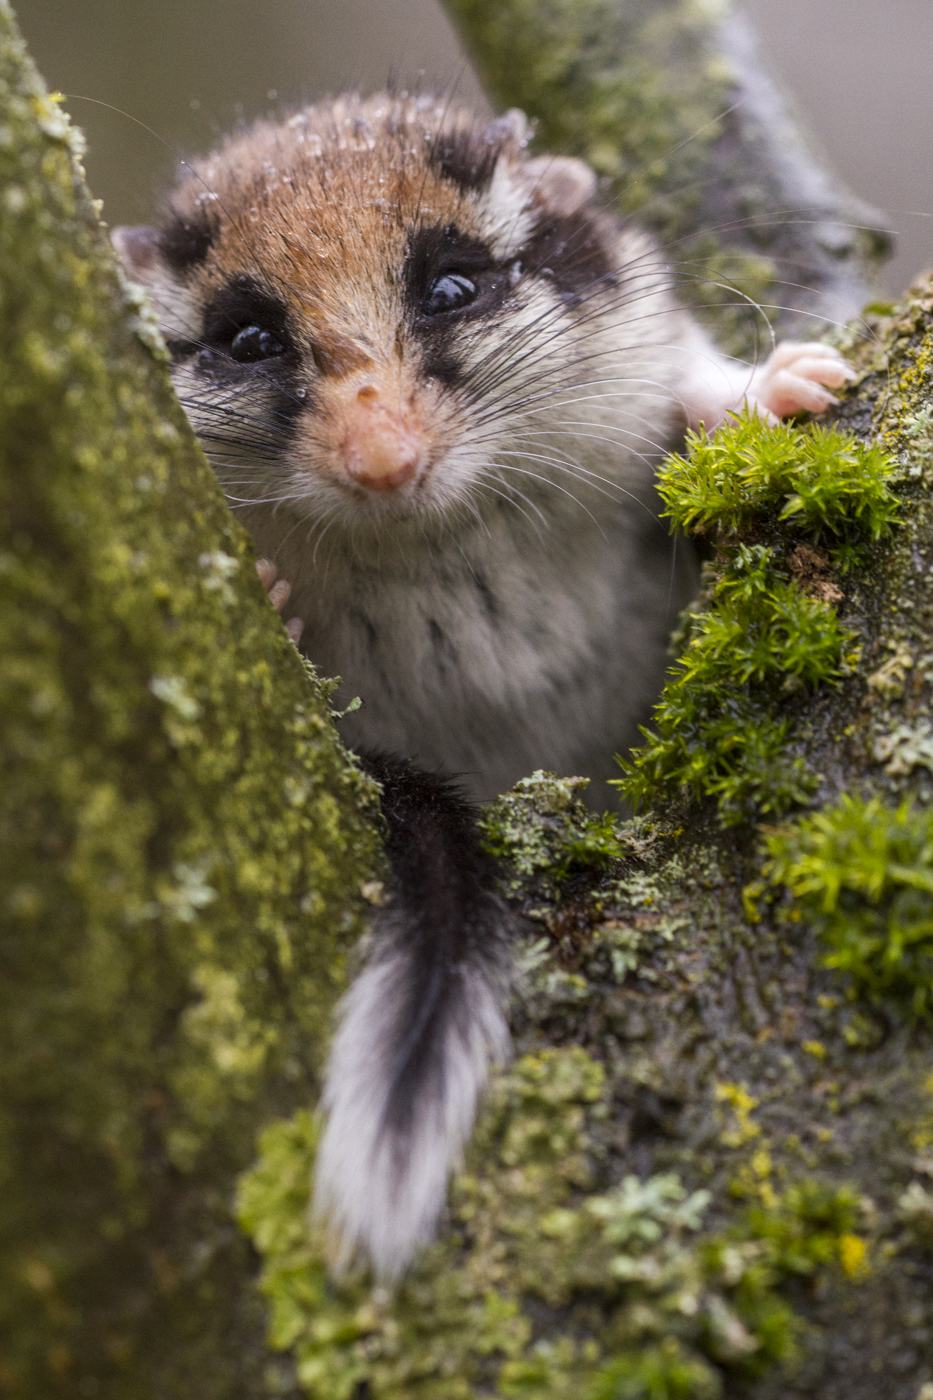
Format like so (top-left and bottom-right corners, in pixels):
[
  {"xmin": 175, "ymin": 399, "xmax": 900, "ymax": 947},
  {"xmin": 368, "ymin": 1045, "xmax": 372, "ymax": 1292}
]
[
  {"xmin": 202, "ymin": 276, "xmax": 293, "ymax": 359},
  {"xmin": 404, "ymin": 224, "xmax": 504, "ymax": 320}
]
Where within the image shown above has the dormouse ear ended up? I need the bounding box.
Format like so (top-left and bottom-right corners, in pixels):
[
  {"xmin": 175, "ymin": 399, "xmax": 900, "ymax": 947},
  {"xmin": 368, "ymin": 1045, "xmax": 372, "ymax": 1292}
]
[
  {"xmin": 111, "ymin": 225, "xmax": 161, "ymax": 283},
  {"xmin": 521, "ymin": 155, "xmax": 598, "ymax": 217}
]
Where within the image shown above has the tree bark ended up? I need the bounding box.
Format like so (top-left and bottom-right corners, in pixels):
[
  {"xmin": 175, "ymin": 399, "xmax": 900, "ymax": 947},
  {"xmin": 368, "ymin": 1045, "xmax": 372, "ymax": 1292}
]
[
  {"xmin": 0, "ymin": 5, "xmax": 381, "ymax": 1395},
  {"xmin": 4, "ymin": 1, "xmax": 933, "ymax": 1398}
]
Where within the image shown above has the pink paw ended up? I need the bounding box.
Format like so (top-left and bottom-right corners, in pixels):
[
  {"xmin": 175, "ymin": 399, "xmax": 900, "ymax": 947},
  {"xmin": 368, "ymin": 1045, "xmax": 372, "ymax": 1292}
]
[
  {"xmin": 748, "ymin": 341, "xmax": 855, "ymax": 421},
  {"xmin": 256, "ymin": 558, "xmax": 304, "ymax": 645}
]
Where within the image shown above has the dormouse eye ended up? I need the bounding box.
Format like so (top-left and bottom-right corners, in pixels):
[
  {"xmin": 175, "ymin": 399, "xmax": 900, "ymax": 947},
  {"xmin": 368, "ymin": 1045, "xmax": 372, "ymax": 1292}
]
[
  {"xmin": 230, "ymin": 325, "xmax": 285, "ymax": 362},
  {"xmin": 423, "ymin": 273, "xmax": 478, "ymax": 316}
]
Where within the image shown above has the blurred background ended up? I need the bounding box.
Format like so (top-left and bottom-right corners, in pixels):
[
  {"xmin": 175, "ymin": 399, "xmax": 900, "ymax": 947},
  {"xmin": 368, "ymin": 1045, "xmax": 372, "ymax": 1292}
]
[{"xmin": 12, "ymin": 0, "xmax": 933, "ymax": 298}]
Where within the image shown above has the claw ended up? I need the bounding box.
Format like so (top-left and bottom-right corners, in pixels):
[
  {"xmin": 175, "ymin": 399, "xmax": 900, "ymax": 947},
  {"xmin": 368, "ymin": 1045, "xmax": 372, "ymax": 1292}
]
[
  {"xmin": 269, "ymin": 578, "xmax": 293, "ymax": 614},
  {"xmin": 285, "ymin": 616, "xmax": 305, "ymax": 646},
  {"xmin": 256, "ymin": 557, "xmax": 277, "ymax": 591},
  {"xmin": 256, "ymin": 558, "xmax": 304, "ymax": 644}
]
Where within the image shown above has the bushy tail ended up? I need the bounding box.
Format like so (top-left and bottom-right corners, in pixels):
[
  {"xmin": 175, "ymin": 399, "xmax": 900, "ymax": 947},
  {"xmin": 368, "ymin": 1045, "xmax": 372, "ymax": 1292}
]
[{"xmin": 313, "ymin": 755, "xmax": 512, "ymax": 1280}]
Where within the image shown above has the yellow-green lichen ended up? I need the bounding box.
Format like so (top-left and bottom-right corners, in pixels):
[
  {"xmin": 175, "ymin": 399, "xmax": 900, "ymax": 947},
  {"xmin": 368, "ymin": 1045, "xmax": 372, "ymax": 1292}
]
[{"xmin": 238, "ymin": 1047, "xmax": 869, "ymax": 1400}]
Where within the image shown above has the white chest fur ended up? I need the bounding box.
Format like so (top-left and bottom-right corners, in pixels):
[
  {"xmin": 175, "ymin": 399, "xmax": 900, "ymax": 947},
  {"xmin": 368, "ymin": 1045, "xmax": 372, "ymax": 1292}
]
[{"xmin": 244, "ymin": 477, "xmax": 691, "ymax": 804}]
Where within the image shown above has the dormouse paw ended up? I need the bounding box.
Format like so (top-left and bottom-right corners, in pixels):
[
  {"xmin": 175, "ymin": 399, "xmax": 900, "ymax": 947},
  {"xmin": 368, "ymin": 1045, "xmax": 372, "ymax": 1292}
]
[
  {"xmin": 747, "ymin": 341, "xmax": 855, "ymax": 421},
  {"xmin": 256, "ymin": 558, "xmax": 304, "ymax": 645}
]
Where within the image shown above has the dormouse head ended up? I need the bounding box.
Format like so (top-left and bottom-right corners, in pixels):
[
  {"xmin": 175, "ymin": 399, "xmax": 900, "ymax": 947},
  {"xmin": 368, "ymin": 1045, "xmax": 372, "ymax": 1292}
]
[{"xmin": 115, "ymin": 95, "xmax": 646, "ymax": 533}]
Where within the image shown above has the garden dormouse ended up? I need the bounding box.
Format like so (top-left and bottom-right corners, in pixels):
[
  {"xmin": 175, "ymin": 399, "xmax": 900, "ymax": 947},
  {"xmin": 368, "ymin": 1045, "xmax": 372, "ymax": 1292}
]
[{"xmin": 115, "ymin": 93, "xmax": 852, "ymax": 1279}]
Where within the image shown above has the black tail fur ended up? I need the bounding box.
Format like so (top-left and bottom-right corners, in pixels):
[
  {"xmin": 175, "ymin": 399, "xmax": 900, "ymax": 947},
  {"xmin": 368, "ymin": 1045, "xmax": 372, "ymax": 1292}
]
[{"xmin": 313, "ymin": 753, "xmax": 512, "ymax": 1279}]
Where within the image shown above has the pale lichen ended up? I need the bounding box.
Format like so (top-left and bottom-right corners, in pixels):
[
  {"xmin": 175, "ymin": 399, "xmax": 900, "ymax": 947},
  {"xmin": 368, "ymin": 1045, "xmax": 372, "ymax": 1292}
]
[{"xmin": 239, "ymin": 1044, "xmax": 878, "ymax": 1399}]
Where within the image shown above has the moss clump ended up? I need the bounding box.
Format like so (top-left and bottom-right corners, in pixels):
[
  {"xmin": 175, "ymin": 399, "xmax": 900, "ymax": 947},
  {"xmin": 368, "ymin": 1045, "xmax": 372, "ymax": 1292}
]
[
  {"xmin": 238, "ymin": 1048, "xmax": 870, "ymax": 1400},
  {"xmin": 658, "ymin": 415, "xmax": 898, "ymax": 557},
  {"xmin": 617, "ymin": 415, "xmax": 898, "ymax": 825},
  {"xmin": 617, "ymin": 545, "xmax": 850, "ymax": 824},
  {"xmin": 765, "ymin": 795, "xmax": 933, "ymax": 1013},
  {"xmin": 739, "ymin": 1181, "xmax": 865, "ymax": 1282}
]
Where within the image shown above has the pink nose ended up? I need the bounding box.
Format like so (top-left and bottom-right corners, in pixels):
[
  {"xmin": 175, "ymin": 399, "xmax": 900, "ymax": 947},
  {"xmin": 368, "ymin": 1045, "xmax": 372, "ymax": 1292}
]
[{"xmin": 340, "ymin": 384, "xmax": 425, "ymax": 492}]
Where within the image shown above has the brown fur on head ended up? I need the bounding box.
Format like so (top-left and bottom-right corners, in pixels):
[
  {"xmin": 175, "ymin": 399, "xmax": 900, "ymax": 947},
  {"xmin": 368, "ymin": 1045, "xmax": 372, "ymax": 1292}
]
[
  {"xmin": 116, "ymin": 95, "xmax": 600, "ymax": 291},
  {"xmin": 114, "ymin": 93, "xmax": 666, "ymax": 528}
]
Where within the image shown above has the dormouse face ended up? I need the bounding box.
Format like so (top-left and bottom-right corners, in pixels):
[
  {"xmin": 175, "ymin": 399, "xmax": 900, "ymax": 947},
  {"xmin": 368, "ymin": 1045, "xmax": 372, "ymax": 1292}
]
[{"xmin": 116, "ymin": 95, "xmax": 665, "ymax": 536}]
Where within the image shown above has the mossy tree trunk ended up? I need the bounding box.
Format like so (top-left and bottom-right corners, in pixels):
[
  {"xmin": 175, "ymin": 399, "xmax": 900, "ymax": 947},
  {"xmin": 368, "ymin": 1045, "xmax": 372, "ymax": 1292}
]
[
  {"xmin": 0, "ymin": 5, "xmax": 381, "ymax": 1396},
  {"xmin": 5, "ymin": 0, "xmax": 933, "ymax": 1398}
]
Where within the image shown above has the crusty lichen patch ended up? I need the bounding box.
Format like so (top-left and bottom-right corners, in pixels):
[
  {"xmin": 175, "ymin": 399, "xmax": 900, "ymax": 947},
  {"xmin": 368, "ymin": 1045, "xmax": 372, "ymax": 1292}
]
[
  {"xmin": 239, "ymin": 1046, "xmax": 874, "ymax": 1400},
  {"xmin": 479, "ymin": 772, "xmax": 628, "ymax": 897}
]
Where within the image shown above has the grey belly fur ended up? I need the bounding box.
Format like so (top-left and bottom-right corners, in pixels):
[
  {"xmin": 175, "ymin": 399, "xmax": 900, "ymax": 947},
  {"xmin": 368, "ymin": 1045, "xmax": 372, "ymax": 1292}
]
[{"xmin": 269, "ymin": 491, "xmax": 696, "ymax": 808}]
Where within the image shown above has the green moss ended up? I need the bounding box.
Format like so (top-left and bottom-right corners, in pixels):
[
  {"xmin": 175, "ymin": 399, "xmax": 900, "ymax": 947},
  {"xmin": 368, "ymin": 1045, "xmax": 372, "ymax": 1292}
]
[
  {"xmin": 238, "ymin": 1047, "xmax": 871, "ymax": 1400},
  {"xmin": 617, "ymin": 545, "xmax": 848, "ymax": 824},
  {"xmin": 738, "ymin": 1181, "xmax": 864, "ymax": 1279},
  {"xmin": 617, "ymin": 414, "xmax": 898, "ymax": 826},
  {"xmin": 765, "ymin": 795, "xmax": 933, "ymax": 1013},
  {"xmin": 658, "ymin": 415, "xmax": 898, "ymax": 555}
]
